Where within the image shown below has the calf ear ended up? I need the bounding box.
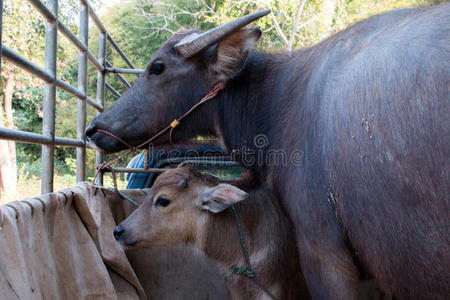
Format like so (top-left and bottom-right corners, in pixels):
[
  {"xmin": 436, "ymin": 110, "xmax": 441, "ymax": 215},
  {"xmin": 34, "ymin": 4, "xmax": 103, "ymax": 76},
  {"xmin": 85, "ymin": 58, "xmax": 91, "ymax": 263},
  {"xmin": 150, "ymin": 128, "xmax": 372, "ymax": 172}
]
[
  {"xmin": 211, "ymin": 27, "xmax": 261, "ymax": 82},
  {"xmin": 201, "ymin": 184, "xmax": 248, "ymax": 213}
]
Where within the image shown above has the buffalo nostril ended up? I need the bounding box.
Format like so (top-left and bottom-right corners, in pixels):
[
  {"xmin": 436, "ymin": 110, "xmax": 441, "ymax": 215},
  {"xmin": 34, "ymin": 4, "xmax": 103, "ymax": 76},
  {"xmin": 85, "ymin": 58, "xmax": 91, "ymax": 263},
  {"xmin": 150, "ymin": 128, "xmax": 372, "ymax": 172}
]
[
  {"xmin": 113, "ymin": 226, "xmax": 124, "ymax": 240},
  {"xmin": 85, "ymin": 124, "xmax": 97, "ymax": 139}
]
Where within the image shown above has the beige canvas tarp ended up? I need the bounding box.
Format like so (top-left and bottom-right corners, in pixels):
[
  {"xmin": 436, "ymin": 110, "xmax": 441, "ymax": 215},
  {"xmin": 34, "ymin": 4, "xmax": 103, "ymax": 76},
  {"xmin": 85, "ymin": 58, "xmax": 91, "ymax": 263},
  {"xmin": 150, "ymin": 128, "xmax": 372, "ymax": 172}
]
[{"xmin": 0, "ymin": 182, "xmax": 228, "ymax": 300}]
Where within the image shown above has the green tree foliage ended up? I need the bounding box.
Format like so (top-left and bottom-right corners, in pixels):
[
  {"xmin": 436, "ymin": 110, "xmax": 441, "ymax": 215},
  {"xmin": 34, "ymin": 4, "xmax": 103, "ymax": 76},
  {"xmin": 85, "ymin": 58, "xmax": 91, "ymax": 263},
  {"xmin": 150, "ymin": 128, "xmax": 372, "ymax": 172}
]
[{"xmin": 136, "ymin": 0, "xmax": 447, "ymax": 51}]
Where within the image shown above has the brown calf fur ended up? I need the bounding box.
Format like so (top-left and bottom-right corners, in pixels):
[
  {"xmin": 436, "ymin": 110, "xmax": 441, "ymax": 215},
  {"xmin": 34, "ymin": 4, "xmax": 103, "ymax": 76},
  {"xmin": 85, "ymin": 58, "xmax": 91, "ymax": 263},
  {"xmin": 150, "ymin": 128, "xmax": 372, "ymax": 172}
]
[{"xmin": 115, "ymin": 167, "xmax": 310, "ymax": 299}]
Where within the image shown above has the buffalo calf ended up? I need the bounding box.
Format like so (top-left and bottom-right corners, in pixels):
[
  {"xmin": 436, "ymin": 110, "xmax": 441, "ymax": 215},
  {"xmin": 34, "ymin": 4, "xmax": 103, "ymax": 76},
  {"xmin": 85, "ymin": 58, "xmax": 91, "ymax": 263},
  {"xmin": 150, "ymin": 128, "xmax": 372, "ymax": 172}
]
[{"xmin": 114, "ymin": 167, "xmax": 309, "ymax": 299}]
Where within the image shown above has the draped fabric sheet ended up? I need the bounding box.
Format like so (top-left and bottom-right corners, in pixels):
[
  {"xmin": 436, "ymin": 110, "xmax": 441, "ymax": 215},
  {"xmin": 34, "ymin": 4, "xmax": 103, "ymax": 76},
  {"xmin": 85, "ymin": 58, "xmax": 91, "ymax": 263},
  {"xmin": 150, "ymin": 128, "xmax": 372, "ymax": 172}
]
[
  {"xmin": 0, "ymin": 183, "xmax": 145, "ymax": 299},
  {"xmin": 0, "ymin": 183, "xmax": 228, "ymax": 300}
]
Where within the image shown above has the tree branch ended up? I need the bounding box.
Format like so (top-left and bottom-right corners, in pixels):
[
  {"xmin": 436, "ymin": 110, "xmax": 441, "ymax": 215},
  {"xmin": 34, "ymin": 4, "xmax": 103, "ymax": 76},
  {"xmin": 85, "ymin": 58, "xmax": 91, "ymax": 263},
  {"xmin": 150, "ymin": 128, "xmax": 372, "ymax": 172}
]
[
  {"xmin": 288, "ymin": 0, "xmax": 306, "ymax": 51},
  {"xmin": 270, "ymin": 11, "xmax": 289, "ymax": 48}
]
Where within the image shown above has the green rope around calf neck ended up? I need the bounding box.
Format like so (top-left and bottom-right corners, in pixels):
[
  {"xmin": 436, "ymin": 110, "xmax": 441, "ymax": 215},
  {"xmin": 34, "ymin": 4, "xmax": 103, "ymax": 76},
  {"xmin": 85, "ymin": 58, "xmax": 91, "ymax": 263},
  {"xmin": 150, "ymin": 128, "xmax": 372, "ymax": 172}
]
[{"xmin": 230, "ymin": 204, "xmax": 277, "ymax": 300}]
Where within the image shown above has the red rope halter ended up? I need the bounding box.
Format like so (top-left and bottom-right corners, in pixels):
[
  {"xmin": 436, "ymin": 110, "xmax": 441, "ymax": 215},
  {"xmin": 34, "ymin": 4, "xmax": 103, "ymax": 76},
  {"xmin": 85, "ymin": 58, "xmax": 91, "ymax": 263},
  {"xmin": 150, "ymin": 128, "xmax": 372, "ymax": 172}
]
[{"xmin": 93, "ymin": 82, "xmax": 226, "ymax": 182}]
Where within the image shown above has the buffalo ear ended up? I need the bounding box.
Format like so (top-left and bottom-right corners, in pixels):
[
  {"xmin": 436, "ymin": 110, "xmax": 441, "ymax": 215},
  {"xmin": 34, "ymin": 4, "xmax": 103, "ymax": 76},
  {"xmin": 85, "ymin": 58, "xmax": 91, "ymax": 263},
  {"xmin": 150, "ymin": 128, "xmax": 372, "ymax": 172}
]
[
  {"xmin": 201, "ymin": 184, "xmax": 248, "ymax": 213},
  {"xmin": 210, "ymin": 26, "xmax": 261, "ymax": 82}
]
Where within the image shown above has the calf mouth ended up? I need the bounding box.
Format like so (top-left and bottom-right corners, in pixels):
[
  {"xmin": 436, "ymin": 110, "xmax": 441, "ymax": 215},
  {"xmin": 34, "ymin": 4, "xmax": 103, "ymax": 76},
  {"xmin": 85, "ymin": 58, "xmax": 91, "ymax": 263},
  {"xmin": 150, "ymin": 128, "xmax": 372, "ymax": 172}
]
[
  {"xmin": 114, "ymin": 225, "xmax": 138, "ymax": 247},
  {"xmin": 116, "ymin": 235, "xmax": 138, "ymax": 248},
  {"xmin": 121, "ymin": 239, "xmax": 138, "ymax": 247}
]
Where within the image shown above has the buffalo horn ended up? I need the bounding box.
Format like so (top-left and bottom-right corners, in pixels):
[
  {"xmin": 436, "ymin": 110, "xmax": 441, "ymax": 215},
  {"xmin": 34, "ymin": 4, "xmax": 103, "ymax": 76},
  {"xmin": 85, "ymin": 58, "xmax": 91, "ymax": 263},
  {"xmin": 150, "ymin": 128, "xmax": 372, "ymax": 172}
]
[{"xmin": 174, "ymin": 9, "xmax": 271, "ymax": 58}]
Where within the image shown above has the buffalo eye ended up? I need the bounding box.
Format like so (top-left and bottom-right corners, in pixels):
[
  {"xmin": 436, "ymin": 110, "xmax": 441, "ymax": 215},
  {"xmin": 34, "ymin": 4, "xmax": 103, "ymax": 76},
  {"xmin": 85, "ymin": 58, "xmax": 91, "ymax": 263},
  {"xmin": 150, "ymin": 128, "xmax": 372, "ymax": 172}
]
[
  {"xmin": 155, "ymin": 197, "xmax": 171, "ymax": 207},
  {"xmin": 150, "ymin": 62, "xmax": 165, "ymax": 75}
]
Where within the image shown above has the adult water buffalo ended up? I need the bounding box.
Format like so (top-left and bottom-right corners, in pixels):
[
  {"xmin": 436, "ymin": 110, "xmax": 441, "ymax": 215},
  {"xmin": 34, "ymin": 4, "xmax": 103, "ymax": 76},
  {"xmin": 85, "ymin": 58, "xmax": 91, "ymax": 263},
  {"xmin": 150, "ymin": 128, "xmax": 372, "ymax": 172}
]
[{"xmin": 86, "ymin": 5, "xmax": 449, "ymax": 299}]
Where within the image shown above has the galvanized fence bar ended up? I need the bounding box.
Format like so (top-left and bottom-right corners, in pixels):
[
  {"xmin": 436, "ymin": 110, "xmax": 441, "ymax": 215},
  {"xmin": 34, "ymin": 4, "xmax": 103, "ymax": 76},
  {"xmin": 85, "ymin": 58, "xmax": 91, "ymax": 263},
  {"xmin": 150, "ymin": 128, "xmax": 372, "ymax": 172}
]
[
  {"xmin": 0, "ymin": 0, "xmax": 183, "ymax": 194},
  {"xmin": 102, "ymin": 158, "xmax": 239, "ymax": 174},
  {"xmin": 28, "ymin": 0, "xmax": 56, "ymax": 21},
  {"xmin": 105, "ymin": 67, "xmax": 144, "ymax": 75},
  {"xmin": 87, "ymin": 51, "xmax": 104, "ymax": 72},
  {"xmin": 79, "ymin": 0, "xmax": 138, "ymax": 73},
  {"xmin": 95, "ymin": 32, "xmax": 107, "ymax": 185},
  {"xmin": 177, "ymin": 160, "xmax": 240, "ymax": 168},
  {"xmin": 143, "ymin": 149, "xmax": 149, "ymax": 169},
  {"xmin": 55, "ymin": 137, "xmax": 86, "ymax": 147},
  {"xmin": 104, "ymin": 168, "xmax": 167, "ymax": 174},
  {"xmin": 81, "ymin": 0, "xmax": 106, "ymax": 33},
  {"xmin": 76, "ymin": 1, "xmax": 88, "ymax": 183},
  {"xmin": 55, "ymin": 77, "xmax": 84, "ymax": 98},
  {"xmin": 58, "ymin": 21, "xmax": 104, "ymax": 72},
  {"xmin": 105, "ymin": 60, "xmax": 131, "ymax": 88},
  {"xmin": 0, "ymin": 127, "xmax": 84, "ymax": 147},
  {"xmin": 41, "ymin": 0, "xmax": 58, "ymax": 194},
  {"xmin": 87, "ymin": 96, "xmax": 103, "ymax": 112},
  {"xmin": 106, "ymin": 34, "xmax": 135, "ymax": 69},
  {"xmin": 2, "ymin": 46, "xmax": 103, "ymax": 113},
  {"xmin": 105, "ymin": 81, "xmax": 121, "ymax": 98},
  {"xmin": 2, "ymin": 46, "xmax": 53, "ymax": 82},
  {"xmin": 58, "ymin": 20, "xmax": 84, "ymax": 49},
  {"xmin": 0, "ymin": 0, "xmax": 3, "ymax": 76}
]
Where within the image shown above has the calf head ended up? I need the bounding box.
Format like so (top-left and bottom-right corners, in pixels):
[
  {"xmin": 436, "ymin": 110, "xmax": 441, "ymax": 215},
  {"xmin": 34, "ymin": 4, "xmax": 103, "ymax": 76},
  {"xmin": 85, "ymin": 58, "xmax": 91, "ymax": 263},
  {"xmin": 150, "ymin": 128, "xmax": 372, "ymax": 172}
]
[
  {"xmin": 86, "ymin": 10, "xmax": 269, "ymax": 153},
  {"xmin": 114, "ymin": 167, "xmax": 247, "ymax": 247}
]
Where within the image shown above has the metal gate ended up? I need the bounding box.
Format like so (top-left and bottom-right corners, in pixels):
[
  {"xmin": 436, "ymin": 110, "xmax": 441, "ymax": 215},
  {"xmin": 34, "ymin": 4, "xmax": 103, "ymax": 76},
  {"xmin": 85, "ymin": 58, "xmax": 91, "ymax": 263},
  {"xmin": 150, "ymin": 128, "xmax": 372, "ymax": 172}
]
[{"xmin": 0, "ymin": 0, "xmax": 144, "ymax": 193}]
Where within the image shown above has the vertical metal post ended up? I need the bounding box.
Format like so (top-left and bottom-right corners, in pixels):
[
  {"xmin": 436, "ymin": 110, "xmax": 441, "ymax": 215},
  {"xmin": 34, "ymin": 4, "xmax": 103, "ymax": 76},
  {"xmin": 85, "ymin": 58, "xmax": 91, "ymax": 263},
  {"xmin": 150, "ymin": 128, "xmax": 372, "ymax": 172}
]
[
  {"xmin": 144, "ymin": 148, "xmax": 149, "ymax": 170},
  {"xmin": 0, "ymin": 0, "xmax": 3, "ymax": 77},
  {"xmin": 76, "ymin": 1, "xmax": 88, "ymax": 182},
  {"xmin": 41, "ymin": 0, "xmax": 58, "ymax": 194},
  {"xmin": 95, "ymin": 32, "xmax": 106, "ymax": 185}
]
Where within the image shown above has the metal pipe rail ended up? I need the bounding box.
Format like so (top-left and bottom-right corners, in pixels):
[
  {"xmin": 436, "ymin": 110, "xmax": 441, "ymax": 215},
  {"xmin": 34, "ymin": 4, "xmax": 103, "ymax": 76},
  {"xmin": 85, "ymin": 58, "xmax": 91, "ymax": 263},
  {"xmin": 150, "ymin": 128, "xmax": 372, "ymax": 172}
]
[
  {"xmin": 29, "ymin": 0, "xmax": 104, "ymax": 73},
  {"xmin": 177, "ymin": 160, "xmax": 240, "ymax": 168},
  {"xmin": 103, "ymin": 158, "xmax": 239, "ymax": 174},
  {"xmin": 0, "ymin": 127, "xmax": 86, "ymax": 148},
  {"xmin": 105, "ymin": 82, "xmax": 121, "ymax": 98},
  {"xmin": 106, "ymin": 34, "xmax": 135, "ymax": 69},
  {"xmin": 2, "ymin": 46, "xmax": 54, "ymax": 82},
  {"xmin": 105, "ymin": 67, "xmax": 145, "ymax": 75},
  {"xmin": 105, "ymin": 60, "xmax": 131, "ymax": 88},
  {"xmin": 0, "ymin": 0, "xmax": 143, "ymax": 193},
  {"xmin": 95, "ymin": 32, "xmax": 107, "ymax": 185},
  {"xmin": 81, "ymin": 0, "xmax": 107, "ymax": 34},
  {"xmin": 27, "ymin": 0, "xmax": 134, "ymax": 88},
  {"xmin": 40, "ymin": 0, "xmax": 57, "ymax": 192},
  {"xmin": 104, "ymin": 168, "xmax": 167, "ymax": 174},
  {"xmin": 1, "ymin": 46, "xmax": 103, "ymax": 112}
]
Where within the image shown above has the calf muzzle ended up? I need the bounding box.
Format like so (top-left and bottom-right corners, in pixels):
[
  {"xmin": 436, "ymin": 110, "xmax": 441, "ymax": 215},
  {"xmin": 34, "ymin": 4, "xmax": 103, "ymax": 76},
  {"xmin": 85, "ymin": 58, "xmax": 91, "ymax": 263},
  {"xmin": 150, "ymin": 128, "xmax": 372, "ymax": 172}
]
[{"xmin": 113, "ymin": 225, "xmax": 124, "ymax": 240}]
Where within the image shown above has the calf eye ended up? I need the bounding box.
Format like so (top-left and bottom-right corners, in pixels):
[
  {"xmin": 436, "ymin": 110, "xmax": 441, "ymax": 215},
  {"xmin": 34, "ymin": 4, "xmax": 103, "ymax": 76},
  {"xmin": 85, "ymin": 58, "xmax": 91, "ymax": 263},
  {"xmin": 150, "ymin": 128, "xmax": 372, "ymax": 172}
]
[
  {"xmin": 155, "ymin": 197, "xmax": 171, "ymax": 207},
  {"xmin": 150, "ymin": 62, "xmax": 165, "ymax": 75}
]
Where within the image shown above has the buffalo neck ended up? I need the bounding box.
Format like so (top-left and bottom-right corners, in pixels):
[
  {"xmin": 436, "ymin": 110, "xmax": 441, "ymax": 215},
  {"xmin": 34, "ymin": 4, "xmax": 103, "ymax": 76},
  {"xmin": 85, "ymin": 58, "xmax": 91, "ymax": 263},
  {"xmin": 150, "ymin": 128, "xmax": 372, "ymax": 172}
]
[{"xmin": 215, "ymin": 50, "xmax": 308, "ymax": 176}]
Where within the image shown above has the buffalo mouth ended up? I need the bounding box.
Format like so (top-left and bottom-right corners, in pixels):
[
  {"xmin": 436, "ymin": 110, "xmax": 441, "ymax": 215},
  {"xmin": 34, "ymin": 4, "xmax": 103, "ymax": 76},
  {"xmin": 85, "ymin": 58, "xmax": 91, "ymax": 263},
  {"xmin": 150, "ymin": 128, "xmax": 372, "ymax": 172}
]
[
  {"xmin": 86, "ymin": 131, "xmax": 128, "ymax": 153},
  {"xmin": 85, "ymin": 124, "xmax": 129, "ymax": 153}
]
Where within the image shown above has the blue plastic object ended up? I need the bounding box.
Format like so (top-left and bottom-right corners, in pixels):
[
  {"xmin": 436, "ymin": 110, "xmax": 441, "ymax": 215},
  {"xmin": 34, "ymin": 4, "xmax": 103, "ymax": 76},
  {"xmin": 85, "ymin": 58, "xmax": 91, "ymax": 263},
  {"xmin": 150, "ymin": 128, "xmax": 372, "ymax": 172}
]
[{"xmin": 125, "ymin": 145, "xmax": 225, "ymax": 189}]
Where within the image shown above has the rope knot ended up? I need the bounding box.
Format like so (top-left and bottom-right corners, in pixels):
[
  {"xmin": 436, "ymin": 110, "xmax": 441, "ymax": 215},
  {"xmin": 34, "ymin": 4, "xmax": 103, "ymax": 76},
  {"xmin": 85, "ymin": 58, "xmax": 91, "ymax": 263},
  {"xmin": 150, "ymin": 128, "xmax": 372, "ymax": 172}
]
[
  {"xmin": 232, "ymin": 265, "xmax": 256, "ymax": 278},
  {"xmin": 95, "ymin": 162, "xmax": 108, "ymax": 171},
  {"xmin": 214, "ymin": 81, "xmax": 226, "ymax": 91}
]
